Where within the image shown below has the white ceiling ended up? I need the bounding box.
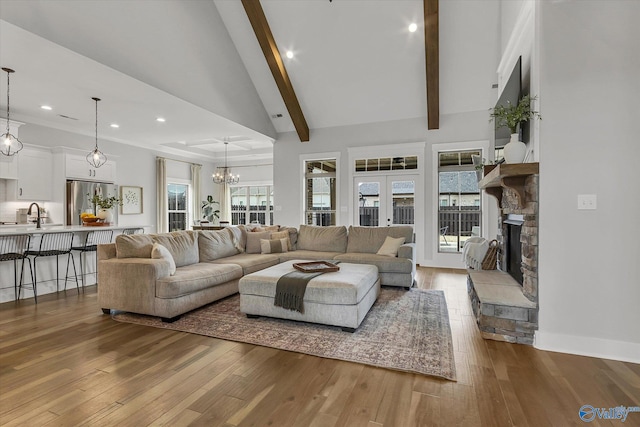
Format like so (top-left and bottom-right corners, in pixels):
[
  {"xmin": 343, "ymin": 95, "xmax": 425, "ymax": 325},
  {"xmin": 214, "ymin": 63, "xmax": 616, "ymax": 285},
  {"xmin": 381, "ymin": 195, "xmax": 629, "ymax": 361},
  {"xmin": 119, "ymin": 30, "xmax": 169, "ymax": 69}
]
[{"xmin": 0, "ymin": 1, "xmax": 491, "ymax": 164}]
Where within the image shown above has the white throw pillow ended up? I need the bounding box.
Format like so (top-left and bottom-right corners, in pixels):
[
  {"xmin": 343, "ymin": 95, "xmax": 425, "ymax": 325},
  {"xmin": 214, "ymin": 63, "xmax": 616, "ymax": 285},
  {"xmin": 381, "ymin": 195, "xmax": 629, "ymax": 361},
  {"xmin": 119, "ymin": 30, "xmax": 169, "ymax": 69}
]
[
  {"xmin": 376, "ymin": 236, "xmax": 406, "ymax": 257},
  {"xmin": 151, "ymin": 243, "xmax": 176, "ymax": 276}
]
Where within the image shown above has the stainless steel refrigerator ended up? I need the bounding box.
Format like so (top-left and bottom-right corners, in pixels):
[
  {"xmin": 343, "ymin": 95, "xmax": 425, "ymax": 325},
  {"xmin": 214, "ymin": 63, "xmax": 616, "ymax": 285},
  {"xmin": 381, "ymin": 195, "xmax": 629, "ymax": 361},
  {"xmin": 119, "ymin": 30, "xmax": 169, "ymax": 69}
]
[{"xmin": 66, "ymin": 180, "xmax": 118, "ymax": 225}]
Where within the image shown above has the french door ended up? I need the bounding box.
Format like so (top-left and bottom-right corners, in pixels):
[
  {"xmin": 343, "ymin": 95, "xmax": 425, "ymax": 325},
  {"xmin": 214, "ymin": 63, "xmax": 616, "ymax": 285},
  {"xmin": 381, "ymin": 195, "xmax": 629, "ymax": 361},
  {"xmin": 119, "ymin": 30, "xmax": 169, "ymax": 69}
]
[{"xmin": 354, "ymin": 175, "xmax": 417, "ymax": 227}]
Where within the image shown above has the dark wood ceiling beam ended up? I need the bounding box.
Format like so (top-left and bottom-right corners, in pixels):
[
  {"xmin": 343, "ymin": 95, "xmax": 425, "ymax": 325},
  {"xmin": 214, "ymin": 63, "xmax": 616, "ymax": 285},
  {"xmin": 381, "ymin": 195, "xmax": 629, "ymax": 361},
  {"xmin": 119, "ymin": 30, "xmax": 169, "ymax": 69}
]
[
  {"xmin": 424, "ymin": 0, "xmax": 439, "ymax": 129},
  {"xmin": 241, "ymin": 0, "xmax": 310, "ymax": 142}
]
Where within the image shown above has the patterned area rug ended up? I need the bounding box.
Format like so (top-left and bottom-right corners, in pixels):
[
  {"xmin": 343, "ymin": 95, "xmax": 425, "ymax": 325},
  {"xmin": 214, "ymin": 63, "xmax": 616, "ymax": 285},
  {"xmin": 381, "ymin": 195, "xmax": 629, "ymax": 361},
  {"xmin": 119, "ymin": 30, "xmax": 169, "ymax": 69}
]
[{"xmin": 113, "ymin": 288, "xmax": 456, "ymax": 381}]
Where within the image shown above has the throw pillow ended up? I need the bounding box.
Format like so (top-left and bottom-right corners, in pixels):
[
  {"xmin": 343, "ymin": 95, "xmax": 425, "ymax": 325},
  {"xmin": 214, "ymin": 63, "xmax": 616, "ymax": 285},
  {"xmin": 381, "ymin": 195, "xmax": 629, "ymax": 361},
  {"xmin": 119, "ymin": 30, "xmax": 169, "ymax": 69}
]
[
  {"xmin": 270, "ymin": 230, "xmax": 291, "ymax": 250},
  {"xmin": 151, "ymin": 243, "xmax": 177, "ymax": 276},
  {"xmin": 245, "ymin": 231, "xmax": 271, "ymax": 254},
  {"xmin": 376, "ymin": 236, "xmax": 406, "ymax": 257},
  {"xmin": 260, "ymin": 238, "xmax": 289, "ymax": 254}
]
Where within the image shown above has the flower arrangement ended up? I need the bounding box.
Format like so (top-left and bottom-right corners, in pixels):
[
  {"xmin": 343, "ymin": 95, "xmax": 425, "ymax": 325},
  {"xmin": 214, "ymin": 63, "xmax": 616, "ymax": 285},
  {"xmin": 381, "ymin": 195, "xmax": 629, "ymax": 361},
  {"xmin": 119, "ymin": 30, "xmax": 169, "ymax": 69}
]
[
  {"xmin": 489, "ymin": 94, "xmax": 541, "ymax": 133},
  {"xmin": 87, "ymin": 193, "xmax": 122, "ymax": 210}
]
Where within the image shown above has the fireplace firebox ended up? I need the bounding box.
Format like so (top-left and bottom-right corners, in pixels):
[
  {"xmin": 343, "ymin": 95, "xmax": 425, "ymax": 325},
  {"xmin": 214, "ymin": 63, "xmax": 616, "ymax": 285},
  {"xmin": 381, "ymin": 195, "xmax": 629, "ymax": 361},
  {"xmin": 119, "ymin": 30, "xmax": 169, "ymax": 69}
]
[{"xmin": 504, "ymin": 215, "xmax": 524, "ymax": 285}]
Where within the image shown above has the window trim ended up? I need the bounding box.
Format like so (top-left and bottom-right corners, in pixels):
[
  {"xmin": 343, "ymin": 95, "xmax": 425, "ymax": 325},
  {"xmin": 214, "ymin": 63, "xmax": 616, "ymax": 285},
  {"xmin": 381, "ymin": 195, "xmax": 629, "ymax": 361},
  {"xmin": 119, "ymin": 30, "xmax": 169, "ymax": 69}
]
[
  {"xmin": 167, "ymin": 178, "xmax": 191, "ymax": 231},
  {"xmin": 431, "ymin": 140, "xmax": 490, "ymax": 267},
  {"xmin": 299, "ymin": 152, "xmax": 341, "ymax": 226}
]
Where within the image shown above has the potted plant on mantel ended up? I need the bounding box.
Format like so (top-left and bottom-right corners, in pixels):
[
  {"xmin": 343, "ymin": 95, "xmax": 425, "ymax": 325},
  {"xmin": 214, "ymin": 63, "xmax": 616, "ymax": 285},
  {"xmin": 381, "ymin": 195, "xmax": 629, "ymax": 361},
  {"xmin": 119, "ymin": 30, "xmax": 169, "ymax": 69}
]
[{"xmin": 490, "ymin": 94, "xmax": 541, "ymax": 163}]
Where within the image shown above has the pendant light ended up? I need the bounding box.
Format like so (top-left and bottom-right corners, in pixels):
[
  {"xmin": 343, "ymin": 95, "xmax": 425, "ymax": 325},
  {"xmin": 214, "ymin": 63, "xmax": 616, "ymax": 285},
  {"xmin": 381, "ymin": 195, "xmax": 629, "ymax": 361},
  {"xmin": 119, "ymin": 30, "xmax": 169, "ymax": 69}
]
[
  {"xmin": 87, "ymin": 97, "xmax": 107, "ymax": 168},
  {"xmin": 212, "ymin": 138, "xmax": 239, "ymax": 185},
  {"xmin": 1, "ymin": 68, "xmax": 24, "ymax": 156}
]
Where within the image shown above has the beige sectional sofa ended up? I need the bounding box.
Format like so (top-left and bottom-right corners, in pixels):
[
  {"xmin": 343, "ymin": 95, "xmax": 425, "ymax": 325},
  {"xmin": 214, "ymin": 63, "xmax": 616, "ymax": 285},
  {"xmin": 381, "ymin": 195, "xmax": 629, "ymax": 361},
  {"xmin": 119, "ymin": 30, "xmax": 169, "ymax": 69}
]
[{"xmin": 98, "ymin": 224, "xmax": 415, "ymax": 321}]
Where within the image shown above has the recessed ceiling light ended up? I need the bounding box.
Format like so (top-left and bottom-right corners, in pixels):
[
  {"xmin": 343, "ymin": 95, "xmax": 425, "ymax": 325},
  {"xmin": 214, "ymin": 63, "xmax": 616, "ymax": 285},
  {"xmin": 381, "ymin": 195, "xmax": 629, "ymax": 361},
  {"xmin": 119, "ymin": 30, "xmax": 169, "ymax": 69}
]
[
  {"xmin": 110, "ymin": 123, "xmax": 119, "ymax": 128},
  {"xmin": 40, "ymin": 105, "xmax": 52, "ymax": 110},
  {"xmin": 156, "ymin": 117, "xmax": 166, "ymax": 123},
  {"xmin": 285, "ymin": 51, "xmax": 294, "ymax": 59},
  {"xmin": 409, "ymin": 23, "xmax": 418, "ymax": 33}
]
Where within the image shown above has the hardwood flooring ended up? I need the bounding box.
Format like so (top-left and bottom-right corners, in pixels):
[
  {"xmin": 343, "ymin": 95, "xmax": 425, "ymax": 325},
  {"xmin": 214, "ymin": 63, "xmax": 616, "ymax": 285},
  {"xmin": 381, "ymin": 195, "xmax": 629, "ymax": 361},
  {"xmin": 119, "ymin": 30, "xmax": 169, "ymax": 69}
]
[{"xmin": 1, "ymin": 267, "xmax": 638, "ymax": 426}]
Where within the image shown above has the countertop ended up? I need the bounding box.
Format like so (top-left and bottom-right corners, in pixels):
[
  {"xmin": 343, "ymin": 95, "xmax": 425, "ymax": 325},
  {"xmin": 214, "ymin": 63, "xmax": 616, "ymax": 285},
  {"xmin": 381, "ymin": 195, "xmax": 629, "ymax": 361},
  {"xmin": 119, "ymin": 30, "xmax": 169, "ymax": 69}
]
[{"xmin": 0, "ymin": 224, "xmax": 151, "ymax": 236}]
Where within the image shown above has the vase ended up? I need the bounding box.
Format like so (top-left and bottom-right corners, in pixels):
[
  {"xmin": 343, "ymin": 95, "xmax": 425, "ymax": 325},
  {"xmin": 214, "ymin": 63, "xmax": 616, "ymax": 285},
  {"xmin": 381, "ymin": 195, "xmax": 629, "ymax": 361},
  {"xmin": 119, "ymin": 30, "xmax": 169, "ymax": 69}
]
[
  {"xmin": 503, "ymin": 133, "xmax": 527, "ymax": 163},
  {"xmin": 97, "ymin": 208, "xmax": 113, "ymax": 223}
]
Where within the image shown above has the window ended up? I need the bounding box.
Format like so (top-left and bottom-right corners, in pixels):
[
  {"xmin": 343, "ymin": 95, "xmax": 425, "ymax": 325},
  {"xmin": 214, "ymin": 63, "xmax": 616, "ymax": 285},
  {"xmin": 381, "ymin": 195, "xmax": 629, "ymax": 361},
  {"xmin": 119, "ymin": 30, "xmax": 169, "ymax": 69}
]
[
  {"xmin": 305, "ymin": 159, "xmax": 337, "ymax": 226},
  {"xmin": 230, "ymin": 185, "xmax": 274, "ymax": 225},
  {"xmin": 168, "ymin": 182, "xmax": 190, "ymax": 231},
  {"xmin": 355, "ymin": 156, "xmax": 418, "ymax": 172},
  {"xmin": 438, "ymin": 150, "xmax": 481, "ymax": 253}
]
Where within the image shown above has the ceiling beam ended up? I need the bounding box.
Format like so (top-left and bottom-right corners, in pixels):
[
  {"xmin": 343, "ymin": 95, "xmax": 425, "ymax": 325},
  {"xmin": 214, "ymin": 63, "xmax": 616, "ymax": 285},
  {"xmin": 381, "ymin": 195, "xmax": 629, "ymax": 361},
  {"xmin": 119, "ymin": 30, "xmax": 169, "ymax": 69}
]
[
  {"xmin": 241, "ymin": 0, "xmax": 310, "ymax": 142},
  {"xmin": 424, "ymin": 0, "xmax": 439, "ymax": 129}
]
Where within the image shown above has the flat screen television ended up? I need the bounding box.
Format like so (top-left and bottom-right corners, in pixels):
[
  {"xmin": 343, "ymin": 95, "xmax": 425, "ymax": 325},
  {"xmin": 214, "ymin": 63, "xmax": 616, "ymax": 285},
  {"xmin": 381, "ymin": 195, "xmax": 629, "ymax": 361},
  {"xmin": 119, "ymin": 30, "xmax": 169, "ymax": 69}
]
[{"xmin": 494, "ymin": 56, "xmax": 525, "ymax": 149}]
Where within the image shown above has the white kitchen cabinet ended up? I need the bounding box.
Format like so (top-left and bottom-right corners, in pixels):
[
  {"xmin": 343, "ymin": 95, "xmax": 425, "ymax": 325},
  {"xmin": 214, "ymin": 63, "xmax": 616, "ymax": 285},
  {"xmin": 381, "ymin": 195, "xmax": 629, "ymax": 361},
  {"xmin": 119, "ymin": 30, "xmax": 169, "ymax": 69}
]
[
  {"xmin": 65, "ymin": 154, "xmax": 116, "ymax": 182},
  {"xmin": 16, "ymin": 147, "xmax": 52, "ymax": 201},
  {"xmin": 0, "ymin": 155, "xmax": 18, "ymax": 179}
]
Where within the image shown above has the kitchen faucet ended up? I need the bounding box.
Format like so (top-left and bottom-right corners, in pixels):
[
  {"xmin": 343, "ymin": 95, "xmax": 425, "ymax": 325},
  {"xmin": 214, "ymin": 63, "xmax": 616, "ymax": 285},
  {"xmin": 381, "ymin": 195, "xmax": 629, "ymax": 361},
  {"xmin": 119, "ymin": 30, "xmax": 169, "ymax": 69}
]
[{"xmin": 28, "ymin": 202, "xmax": 41, "ymax": 229}]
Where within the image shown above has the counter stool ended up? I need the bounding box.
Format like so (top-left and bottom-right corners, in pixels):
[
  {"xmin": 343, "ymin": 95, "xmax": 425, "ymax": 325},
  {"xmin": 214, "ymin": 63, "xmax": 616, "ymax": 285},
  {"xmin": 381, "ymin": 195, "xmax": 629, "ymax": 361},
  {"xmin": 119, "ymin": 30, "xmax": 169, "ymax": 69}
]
[
  {"xmin": 0, "ymin": 234, "xmax": 31, "ymax": 300},
  {"xmin": 121, "ymin": 228, "xmax": 144, "ymax": 235},
  {"xmin": 23, "ymin": 232, "xmax": 77, "ymax": 303},
  {"xmin": 71, "ymin": 229, "xmax": 114, "ymax": 289}
]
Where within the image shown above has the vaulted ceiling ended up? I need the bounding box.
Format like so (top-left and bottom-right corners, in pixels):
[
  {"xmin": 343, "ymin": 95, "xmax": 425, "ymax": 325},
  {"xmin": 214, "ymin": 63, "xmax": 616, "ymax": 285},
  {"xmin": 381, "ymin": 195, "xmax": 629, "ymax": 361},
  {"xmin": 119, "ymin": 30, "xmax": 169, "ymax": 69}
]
[{"xmin": 0, "ymin": 0, "xmax": 497, "ymax": 164}]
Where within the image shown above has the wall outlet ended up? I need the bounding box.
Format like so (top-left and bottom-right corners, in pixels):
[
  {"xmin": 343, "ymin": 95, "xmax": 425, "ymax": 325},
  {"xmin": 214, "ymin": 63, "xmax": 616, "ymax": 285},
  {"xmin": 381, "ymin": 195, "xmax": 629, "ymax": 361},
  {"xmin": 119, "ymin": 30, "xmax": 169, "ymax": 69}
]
[{"xmin": 577, "ymin": 194, "xmax": 597, "ymax": 210}]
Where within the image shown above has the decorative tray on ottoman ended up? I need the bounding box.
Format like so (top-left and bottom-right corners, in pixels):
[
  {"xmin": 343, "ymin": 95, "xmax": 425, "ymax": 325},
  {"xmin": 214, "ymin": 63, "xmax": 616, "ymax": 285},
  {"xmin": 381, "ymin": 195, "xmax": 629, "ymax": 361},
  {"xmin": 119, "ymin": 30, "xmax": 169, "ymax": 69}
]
[{"xmin": 293, "ymin": 261, "xmax": 340, "ymax": 273}]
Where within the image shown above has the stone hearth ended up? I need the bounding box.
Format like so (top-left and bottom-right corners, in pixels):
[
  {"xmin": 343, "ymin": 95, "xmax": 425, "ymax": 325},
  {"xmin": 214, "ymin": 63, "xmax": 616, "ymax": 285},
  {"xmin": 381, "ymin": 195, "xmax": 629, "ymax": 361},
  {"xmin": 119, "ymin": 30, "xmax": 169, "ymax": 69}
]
[{"xmin": 472, "ymin": 164, "xmax": 539, "ymax": 344}]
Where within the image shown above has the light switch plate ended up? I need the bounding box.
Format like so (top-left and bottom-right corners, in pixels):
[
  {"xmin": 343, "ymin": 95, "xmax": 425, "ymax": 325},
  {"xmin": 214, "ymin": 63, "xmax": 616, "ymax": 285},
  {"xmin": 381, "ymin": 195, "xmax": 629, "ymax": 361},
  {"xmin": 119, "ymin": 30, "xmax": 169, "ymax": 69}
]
[{"xmin": 577, "ymin": 194, "xmax": 597, "ymax": 210}]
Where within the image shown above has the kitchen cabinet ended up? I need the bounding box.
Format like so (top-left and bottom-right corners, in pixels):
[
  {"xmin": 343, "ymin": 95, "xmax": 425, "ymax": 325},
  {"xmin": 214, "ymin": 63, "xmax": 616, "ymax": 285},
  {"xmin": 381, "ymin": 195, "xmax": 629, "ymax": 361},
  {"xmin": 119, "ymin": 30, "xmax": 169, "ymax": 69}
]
[
  {"xmin": 65, "ymin": 154, "xmax": 116, "ymax": 182},
  {"xmin": 16, "ymin": 147, "xmax": 52, "ymax": 201},
  {"xmin": 0, "ymin": 155, "xmax": 18, "ymax": 179}
]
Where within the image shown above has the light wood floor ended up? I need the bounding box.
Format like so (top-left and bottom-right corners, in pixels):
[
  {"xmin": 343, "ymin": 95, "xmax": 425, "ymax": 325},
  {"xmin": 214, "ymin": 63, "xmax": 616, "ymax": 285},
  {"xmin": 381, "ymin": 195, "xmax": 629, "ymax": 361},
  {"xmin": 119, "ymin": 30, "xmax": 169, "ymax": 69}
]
[{"xmin": 1, "ymin": 267, "xmax": 638, "ymax": 426}]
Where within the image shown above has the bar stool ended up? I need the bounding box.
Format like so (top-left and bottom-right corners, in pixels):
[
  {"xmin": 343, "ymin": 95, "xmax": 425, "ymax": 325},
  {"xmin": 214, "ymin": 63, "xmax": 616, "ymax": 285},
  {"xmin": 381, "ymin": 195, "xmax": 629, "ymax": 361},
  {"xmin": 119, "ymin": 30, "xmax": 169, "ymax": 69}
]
[
  {"xmin": 23, "ymin": 232, "xmax": 78, "ymax": 303},
  {"xmin": 121, "ymin": 228, "xmax": 144, "ymax": 235},
  {"xmin": 0, "ymin": 234, "xmax": 31, "ymax": 300},
  {"xmin": 70, "ymin": 229, "xmax": 113, "ymax": 288}
]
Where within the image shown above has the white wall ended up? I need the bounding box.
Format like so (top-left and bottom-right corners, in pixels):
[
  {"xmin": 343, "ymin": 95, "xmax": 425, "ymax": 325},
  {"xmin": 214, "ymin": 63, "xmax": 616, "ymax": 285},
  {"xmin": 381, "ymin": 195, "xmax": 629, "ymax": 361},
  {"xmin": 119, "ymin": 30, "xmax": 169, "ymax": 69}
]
[
  {"xmin": 274, "ymin": 111, "xmax": 491, "ymax": 267},
  {"xmin": 535, "ymin": 1, "xmax": 640, "ymax": 362}
]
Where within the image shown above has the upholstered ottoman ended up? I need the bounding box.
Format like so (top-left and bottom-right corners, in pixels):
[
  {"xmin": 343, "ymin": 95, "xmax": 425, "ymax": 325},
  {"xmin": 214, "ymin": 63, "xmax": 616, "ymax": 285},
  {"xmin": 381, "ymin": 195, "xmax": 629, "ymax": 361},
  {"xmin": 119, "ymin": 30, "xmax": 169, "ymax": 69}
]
[{"xmin": 238, "ymin": 260, "xmax": 380, "ymax": 332}]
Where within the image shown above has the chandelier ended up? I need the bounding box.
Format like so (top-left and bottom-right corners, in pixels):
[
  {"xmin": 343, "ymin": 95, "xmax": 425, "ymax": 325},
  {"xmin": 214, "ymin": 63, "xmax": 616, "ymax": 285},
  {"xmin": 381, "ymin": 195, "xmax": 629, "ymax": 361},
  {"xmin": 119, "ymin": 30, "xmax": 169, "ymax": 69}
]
[
  {"xmin": 86, "ymin": 97, "xmax": 107, "ymax": 168},
  {"xmin": 1, "ymin": 68, "xmax": 24, "ymax": 157},
  {"xmin": 213, "ymin": 139, "xmax": 239, "ymax": 185}
]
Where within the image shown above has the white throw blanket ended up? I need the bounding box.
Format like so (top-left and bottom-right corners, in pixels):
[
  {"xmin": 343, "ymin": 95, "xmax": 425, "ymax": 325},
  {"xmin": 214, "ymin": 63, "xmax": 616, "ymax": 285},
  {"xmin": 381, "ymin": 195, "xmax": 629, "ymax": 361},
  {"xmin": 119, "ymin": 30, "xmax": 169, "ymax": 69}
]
[{"xmin": 462, "ymin": 237, "xmax": 489, "ymax": 270}]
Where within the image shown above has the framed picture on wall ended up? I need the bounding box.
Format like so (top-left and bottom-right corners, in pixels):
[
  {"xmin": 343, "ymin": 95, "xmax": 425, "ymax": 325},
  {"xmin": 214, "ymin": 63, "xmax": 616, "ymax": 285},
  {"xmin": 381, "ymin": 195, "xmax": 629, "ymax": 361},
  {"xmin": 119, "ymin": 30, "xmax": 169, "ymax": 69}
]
[{"xmin": 120, "ymin": 185, "xmax": 143, "ymax": 214}]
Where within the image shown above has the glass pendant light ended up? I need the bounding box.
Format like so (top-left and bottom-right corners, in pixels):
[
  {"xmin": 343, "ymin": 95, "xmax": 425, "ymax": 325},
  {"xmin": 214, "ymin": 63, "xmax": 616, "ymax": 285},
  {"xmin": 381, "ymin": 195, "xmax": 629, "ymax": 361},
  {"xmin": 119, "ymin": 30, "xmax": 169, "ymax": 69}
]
[
  {"xmin": 1, "ymin": 68, "xmax": 24, "ymax": 156},
  {"xmin": 86, "ymin": 97, "xmax": 107, "ymax": 168}
]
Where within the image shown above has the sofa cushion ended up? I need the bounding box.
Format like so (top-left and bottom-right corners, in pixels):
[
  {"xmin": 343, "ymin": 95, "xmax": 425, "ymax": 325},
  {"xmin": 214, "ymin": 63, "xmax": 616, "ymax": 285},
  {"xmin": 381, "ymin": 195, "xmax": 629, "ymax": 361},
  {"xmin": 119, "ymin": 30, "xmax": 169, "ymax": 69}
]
[
  {"xmin": 345, "ymin": 226, "xmax": 414, "ymax": 254},
  {"xmin": 115, "ymin": 234, "xmax": 154, "ymax": 259},
  {"xmin": 198, "ymin": 228, "xmax": 240, "ymax": 261},
  {"xmin": 376, "ymin": 236, "xmax": 406, "ymax": 257},
  {"xmin": 209, "ymin": 253, "xmax": 280, "ymax": 275},
  {"xmin": 246, "ymin": 231, "xmax": 271, "ymax": 254},
  {"xmin": 151, "ymin": 243, "xmax": 176, "ymax": 275},
  {"xmin": 152, "ymin": 231, "xmax": 199, "ymax": 268},
  {"xmin": 276, "ymin": 227, "xmax": 298, "ymax": 250},
  {"xmin": 260, "ymin": 238, "xmax": 289, "ymax": 254},
  {"xmin": 297, "ymin": 225, "xmax": 347, "ymax": 252},
  {"xmin": 334, "ymin": 252, "xmax": 413, "ymax": 274},
  {"xmin": 227, "ymin": 226, "xmax": 246, "ymax": 253},
  {"xmin": 156, "ymin": 263, "xmax": 242, "ymax": 299}
]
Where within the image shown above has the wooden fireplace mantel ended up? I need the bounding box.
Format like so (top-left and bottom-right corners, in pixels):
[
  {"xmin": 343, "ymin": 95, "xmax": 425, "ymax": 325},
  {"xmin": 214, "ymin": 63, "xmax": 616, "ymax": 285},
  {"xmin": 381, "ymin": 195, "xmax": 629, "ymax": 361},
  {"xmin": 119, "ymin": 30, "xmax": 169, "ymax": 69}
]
[{"xmin": 479, "ymin": 163, "xmax": 539, "ymax": 208}]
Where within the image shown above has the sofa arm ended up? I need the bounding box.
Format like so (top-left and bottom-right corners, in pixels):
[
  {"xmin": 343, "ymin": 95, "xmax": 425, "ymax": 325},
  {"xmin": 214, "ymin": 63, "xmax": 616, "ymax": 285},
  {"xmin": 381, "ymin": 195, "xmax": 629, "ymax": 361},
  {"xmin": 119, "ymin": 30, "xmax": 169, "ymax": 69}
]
[
  {"xmin": 398, "ymin": 242, "xmax": 415, "ymax": 261},
  {"xmin": 98, "ymin": 258, "xmax": 170, "ymax": 315}
]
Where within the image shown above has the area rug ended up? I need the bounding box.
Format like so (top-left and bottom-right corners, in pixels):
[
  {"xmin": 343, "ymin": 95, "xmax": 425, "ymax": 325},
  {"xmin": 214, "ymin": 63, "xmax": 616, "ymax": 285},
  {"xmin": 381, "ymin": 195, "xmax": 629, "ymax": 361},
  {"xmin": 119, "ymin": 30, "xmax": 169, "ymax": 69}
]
[{"xmin": 112, "ymin": 288, "xmax": 456, "ymax": 381}]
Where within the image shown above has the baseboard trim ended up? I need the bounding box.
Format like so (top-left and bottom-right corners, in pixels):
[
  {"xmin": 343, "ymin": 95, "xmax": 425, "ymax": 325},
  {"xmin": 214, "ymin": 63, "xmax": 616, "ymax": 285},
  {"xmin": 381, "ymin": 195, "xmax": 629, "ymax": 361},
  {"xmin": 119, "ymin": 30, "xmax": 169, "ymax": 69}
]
[{"xmin": 534, "ymin": 331, "xmax": 640, "ymax": 364}]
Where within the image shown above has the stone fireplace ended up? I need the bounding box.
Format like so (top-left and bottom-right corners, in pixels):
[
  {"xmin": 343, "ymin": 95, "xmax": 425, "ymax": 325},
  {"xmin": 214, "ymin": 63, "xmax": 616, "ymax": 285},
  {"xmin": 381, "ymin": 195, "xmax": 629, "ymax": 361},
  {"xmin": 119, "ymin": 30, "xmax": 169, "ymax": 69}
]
[{"xmin": 467, "ymin": 164, "xmax": 539, "ymax": 344}]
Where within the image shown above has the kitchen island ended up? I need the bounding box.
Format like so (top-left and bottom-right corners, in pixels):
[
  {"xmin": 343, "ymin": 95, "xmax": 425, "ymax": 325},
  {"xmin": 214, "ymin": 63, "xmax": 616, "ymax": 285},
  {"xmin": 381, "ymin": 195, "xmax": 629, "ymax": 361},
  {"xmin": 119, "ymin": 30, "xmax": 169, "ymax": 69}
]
[{"xmin": 0, "ymin": 224, "xmax": 151, "ymax": 303}]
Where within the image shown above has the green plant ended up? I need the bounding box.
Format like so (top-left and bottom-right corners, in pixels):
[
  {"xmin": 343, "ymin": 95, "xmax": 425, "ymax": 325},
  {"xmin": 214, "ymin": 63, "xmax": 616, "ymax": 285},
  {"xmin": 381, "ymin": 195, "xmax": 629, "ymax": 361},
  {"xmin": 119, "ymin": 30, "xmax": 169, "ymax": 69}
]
[
  {"xmin": 201, "ymin": 195, "xmax": 220, "ymax": 223},
  {"xmin": 87, "ymin": 193, "xmax": 122, "ymax": 210},
  {"xmin": 490, "ymin": 94, "xmax": 541, "ymax": 133}
]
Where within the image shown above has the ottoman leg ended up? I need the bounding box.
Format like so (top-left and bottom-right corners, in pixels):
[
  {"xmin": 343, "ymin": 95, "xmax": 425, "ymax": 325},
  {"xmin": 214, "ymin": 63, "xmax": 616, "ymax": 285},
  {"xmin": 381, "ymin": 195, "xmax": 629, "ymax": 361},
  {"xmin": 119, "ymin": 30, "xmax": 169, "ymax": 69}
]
[
  {"xmin": 246, "ymin": 314, "xmax": 260, "ymax": 319},
  {"xmin": 341, "ymin": 327, "xmax": 356, "ymax": 333}
]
